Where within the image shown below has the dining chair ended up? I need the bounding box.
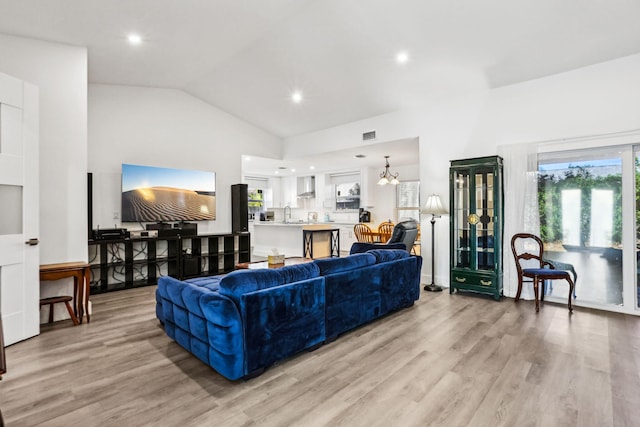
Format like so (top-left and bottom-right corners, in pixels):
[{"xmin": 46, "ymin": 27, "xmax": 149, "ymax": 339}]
[
  {"xmin": 354, "ymin": 223, "xmax": 374, "ymax": 243},
  {"xmin": 510, "ymin": 233, "xmax": 575, "ymax": 312},
  {"xmin": 411, "ymin": 223, "xmax": 421, "ymax": 255},
  {"xmin": 377, "ymin": 221, "xmax": 395, "ymax": 243}
]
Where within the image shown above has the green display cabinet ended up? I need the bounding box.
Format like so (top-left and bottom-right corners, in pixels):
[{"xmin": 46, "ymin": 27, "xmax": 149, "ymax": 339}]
[{"xmin": 449, "ymin": 156, "xmax": 504, "ymax": 300}]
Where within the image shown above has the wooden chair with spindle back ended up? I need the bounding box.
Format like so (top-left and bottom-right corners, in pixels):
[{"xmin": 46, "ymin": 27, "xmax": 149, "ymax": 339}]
[
  {"xmin": 377, "ymin": 221, "xmax": 395, "ymax": 243},
  {"xmin": 354, "ymin": 223, "xmax": 374, "ymax": 243}
]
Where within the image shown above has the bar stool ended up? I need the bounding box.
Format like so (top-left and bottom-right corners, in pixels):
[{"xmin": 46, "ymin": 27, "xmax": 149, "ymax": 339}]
[{"xmin": 39, "ymin": 296, "xmax": 79, "ymax": 326}]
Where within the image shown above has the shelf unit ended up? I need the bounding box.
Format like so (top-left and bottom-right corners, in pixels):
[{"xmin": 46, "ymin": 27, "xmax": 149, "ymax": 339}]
[
  {"xmin": 449, "ymin": 156, "xmax": 504, "ymax": 300},
  {"xmin": 88, "ymin": 232, "xmax": 250, "ymax": 294}
]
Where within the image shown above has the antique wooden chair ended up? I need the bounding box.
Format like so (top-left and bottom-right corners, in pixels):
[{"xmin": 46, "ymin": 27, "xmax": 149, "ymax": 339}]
[{"xmin": 510, "ymin": 233, "xmax": 575, "ymax": 313}]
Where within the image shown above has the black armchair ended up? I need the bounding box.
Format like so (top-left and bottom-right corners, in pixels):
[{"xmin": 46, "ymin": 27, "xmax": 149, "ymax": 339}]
[{"xmin": 386, "ymin": 220, "xmax": 419, "ymax": 251}]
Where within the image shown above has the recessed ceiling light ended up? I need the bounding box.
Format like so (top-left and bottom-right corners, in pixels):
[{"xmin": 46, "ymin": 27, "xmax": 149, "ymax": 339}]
[
  {"xmin": 355, "ymin": 154, "xmax": 366, "ymax": 158},
  {"xmin": 396, "ymin": 51, "xmax": 409, "ymax": 64},
  {"xmin": 309, "ymin": 165, "xmax": 315, "ymax": 170},
  {"xmin": 291, "ymin": 91, "xmax": 303, "ymax": 104},
  {"xmin": 275, "ymin": 171, "xmax": 279, "ymax": 175},
  {"xmin": 291, "ymin": 168, "xmax": 296, "ymax": 172},
  {"xmin": 128, "ymin": 33, "xmax": 142, "ymax": 45}
]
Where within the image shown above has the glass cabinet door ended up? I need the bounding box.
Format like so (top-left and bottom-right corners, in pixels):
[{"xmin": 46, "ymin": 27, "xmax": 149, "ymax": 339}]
[
  {"xmin": 453, "ymin": 171, "xmax": 470, "ymax": 268},
  {"xmin": 474, "ymin": 168, "xmax": 495, "ymax": 270}
]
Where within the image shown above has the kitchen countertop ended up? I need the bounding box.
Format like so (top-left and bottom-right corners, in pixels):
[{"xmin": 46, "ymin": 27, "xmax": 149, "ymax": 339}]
[{"xmin": 253, "ymin": 221, "xmax": 357, "ymax": 226}]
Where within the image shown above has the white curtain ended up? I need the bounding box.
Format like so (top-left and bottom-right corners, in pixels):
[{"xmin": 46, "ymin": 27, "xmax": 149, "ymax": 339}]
[{"xmin": 498, "ymin": 142, "xmax": 539, "ymax": 299}]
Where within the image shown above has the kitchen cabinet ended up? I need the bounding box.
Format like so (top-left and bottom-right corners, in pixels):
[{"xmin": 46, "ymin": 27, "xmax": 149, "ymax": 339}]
[
  {"xmin": 281, "ymin": 176, "xmax": 299, "ymax": 208},
  {"xmin": 449, "ymin": 156, "xmax": 504, "ymax": 300},
  {"xmin": 338, "ymin": 224, "xmax": 357, "ymax": 252}
]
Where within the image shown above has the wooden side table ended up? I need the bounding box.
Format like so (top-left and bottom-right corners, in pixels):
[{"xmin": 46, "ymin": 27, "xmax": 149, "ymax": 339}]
[{"xmin": 39, "ymin": 262, "xmax": 91, "ymax": 323}]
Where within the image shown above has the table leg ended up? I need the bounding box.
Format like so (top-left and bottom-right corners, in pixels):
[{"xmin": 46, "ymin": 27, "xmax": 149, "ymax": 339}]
[
  {"xmin": 76, "ymin": 272, "xmax": 84, "ymax": 324},
  {"xmin": 84, "ymin": 266, "xmax": 91, "ymax": 323},
  {"xmin": 72, "ymin": 276, "xmax": 78, "ymax": 318}
]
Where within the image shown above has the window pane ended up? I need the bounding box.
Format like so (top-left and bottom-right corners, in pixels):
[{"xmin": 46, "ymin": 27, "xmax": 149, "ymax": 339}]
[
  {"xmin": 397, "ymin": 181, "xmax": 419, "ymax": 222},
  {"xmin": 0, "ymin": 184, "xmax": 22, "ymax": 235},
  {"xmin": 335, "ymin": 182, "xmax": 360, "ymax": 211},
  {"xmin": 538, "ymin": 157, "xmax": 623, "ymax": 306},
  {"xmin": 397, "ymin": 181, "xmax": 419, "ymax": 207}
]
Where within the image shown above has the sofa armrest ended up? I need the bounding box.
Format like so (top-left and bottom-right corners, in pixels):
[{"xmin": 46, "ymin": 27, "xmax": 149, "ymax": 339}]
[{"xmin": 239, "ymin": 277, "xmax": 326, "ymax": 375}]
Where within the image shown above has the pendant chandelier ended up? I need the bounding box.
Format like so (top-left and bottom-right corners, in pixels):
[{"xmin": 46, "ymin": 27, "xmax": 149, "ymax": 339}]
[{"xmin": 377, "ymin": 155, "xmax": 400, "ymax": 185}]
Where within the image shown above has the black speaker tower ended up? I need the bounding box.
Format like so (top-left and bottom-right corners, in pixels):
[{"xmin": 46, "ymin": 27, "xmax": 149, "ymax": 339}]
[{"xmin": 231, "ymin": 183, "xmax": 249, "ymax": 233}]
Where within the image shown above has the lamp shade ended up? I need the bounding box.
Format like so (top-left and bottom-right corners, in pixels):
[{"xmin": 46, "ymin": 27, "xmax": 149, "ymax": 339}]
[{"xmin": 422, "ymin": 194, "xmax": 448, "ymax": 215}]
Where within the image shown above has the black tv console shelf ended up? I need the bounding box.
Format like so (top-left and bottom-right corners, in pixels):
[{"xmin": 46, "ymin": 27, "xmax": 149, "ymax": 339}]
[{"xmin": 88, "ymin": 232, "xmax": 250, "ymax": 294}]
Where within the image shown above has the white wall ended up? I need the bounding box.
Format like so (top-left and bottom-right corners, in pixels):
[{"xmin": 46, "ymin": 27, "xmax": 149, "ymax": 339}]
[
  {"xmin": 470, "ymin": 53, "xmax": 640, "ymax": 150},
  {"xmin": 88, "ymin": 84, "xmax": 283, "ymax": 234},
  {"xmin": 283, "ymin": 53, "xmax": 640, "ymax": 286},
  {"xmin": 0, "ymin": 34, "xmax": 88, "ymax": 323},
  {"xmin": 0, "ymin": 34, "xmax": 88, "ymax": 264}
]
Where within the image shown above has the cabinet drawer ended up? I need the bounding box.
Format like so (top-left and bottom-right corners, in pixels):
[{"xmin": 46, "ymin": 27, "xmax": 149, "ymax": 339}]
[{"xmin": 451, "ymin": 271, "xmax": 496, "ymax": 288}]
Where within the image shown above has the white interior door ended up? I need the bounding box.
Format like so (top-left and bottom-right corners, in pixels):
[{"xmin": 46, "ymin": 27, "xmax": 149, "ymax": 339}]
[{"xmin": 0, "ymin": 71, "xmax": 39, "ymax": 346}]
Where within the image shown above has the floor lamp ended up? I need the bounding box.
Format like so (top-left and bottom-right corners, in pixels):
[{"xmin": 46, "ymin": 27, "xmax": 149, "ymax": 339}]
[{"xmin": 422, "ymin": 194, "xmax": 448, "ymax": 292}]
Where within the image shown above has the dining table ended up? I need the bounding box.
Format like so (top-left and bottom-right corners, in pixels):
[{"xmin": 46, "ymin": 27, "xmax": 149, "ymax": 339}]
[{"xmin": 359, "ymin": 230, "xmax": 387, "ymax": 243}]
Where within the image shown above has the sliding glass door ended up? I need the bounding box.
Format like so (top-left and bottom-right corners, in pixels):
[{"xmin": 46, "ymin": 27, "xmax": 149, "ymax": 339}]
[
  {"xmin": 636, "ymin": 151, "xmax": 640, "ymax": 308},
  {"xmin": 538, "ymin": 150, "xmax": 625, "ymax": 308}
]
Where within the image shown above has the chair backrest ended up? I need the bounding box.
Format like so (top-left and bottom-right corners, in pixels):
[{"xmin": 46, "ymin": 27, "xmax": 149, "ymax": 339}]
[
  {"xmin": 510, "ymin": 233, "xmax": 544, "ymax": 276},
  {"xmin": 377, "ymin": 221, "xmax": 395, "ymax": 242},
  {"xmin": 354, "ymin": 223, "xmax": 373, "ymax": 243},
  {"xmin": 387, "ymin": 220, "xmax": 419, "ymax": 251}
]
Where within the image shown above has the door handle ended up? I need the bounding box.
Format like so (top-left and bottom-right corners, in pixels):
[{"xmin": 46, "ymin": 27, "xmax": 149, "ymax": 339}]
[{"xmin": 25, "ymin": 238, "xmax": 39, "ymax": 246}]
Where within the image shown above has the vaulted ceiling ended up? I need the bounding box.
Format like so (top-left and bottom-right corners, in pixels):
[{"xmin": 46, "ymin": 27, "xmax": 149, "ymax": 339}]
[{"xmin": 1, "ymin": 0, "xmax": 639, "ymax": 139}]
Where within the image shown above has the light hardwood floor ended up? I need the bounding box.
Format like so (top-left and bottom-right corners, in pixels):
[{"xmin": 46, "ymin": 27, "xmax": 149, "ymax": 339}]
[{"xmin": 2, "ymin": 286, "xmax": 640, "ymax": 426}]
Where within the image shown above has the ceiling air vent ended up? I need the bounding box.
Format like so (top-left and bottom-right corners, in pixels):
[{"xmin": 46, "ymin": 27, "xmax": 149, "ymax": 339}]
[{"xmin": 362, "ymin": 130, "xmax": 376, "ymax": 141}]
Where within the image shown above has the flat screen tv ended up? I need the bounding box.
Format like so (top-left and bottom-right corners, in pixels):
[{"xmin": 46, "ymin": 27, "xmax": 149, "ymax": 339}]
[{"xmin": 121, "ymin": 163, "xmax": 216, "ymax": 222}]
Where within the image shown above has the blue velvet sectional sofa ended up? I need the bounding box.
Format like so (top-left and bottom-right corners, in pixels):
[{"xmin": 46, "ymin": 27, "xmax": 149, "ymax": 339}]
[{"xmin": 156, "ymin": 249, "xmax": 422, "ymax": 380}]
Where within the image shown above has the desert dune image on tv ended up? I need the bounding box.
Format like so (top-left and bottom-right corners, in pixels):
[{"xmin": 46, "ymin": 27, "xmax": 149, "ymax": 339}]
[{"xmin": 121, "ymin": 164, "xmax": 216, "ymax": 222}]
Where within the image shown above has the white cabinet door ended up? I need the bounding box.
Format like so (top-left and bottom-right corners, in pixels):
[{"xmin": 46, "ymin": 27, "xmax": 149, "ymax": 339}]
[
  {"xmin": 281, "ymin": 176, "xmax": 298, "ymax": 208},
  {"xmin": 0, "ymin": 73, "xmax": 39, "ymax": 345},
  {"xmin": 339, "ymin": 225, "xmax": 357, "ymax": 252},
  {"xmin": 266, "ymin": 177, "xmax": 281, "ymax": 208}
]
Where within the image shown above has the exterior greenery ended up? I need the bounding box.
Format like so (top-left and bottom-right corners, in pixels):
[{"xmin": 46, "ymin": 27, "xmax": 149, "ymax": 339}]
[{"xmin": 538, "ymin": 165, "xmax": 623, "ymax": 247}]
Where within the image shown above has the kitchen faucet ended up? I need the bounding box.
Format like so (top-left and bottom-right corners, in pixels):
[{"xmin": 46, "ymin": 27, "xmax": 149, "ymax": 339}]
[{"xmin": 284, "ymin": 205, "xmax": 291, "ymax": 223}]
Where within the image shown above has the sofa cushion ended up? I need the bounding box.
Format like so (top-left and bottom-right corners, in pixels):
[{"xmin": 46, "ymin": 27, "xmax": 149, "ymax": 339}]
[
  {"xmin": 367, "ymin": 249, "xmax": 410, "ymax": 263},
  {"xmin": 276, "ymin": 262, "xmax": 320, "ymax": 284},
  {"xmin": 219, "ymin": 269, "xmax": 283, "ymax": 300},
  {"xmin": 218, "ymin": 263, "xmax": 321, "ymax": 301},
  {"xmin": 185, "ymin": 275, "xmax": 224, "ymax": 292},
  {"xmin": 314, "ymin": 253, "xmax": 376, "ymax": 275}
]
